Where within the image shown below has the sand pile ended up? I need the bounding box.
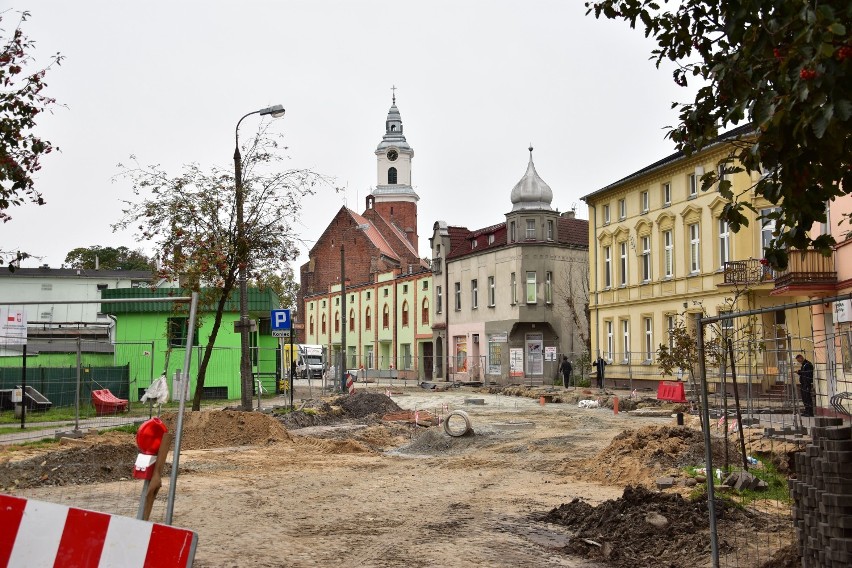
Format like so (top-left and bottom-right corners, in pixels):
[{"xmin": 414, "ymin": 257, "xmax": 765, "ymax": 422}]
[
  {"xmin": 567, "ymin": 425, "xmax": 740, "ymax": 487},
  {"xmin": 163, "ymin": 410, "xmax": 290, "ymax": 450}
]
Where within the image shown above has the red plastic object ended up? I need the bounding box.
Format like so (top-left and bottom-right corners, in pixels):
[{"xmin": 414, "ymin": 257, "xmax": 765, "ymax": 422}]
[
  {"xmin": 657, "ymin": 381, "xmax": 688, "ymax": 403},
  {"xmin": 91, "ymin": 389, "xmax": 129, "ymax": 416},
  {"xmin": 136, "ymin": 417, "xmax": 168, "ymax": 455}
]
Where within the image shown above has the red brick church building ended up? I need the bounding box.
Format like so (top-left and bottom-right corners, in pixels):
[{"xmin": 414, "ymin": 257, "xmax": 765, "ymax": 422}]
[{"xmin": 297, "ymin": 97, "xmax": 432, "ymax": 378}]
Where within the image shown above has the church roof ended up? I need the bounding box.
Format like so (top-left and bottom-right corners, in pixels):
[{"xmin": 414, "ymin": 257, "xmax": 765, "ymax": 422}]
[
  {"xmin": 509, "ymin": 147, "xmax": 553, "ymax": 212},
  {"xmin": 349, "ymin": 210, "xmax": 398, "ymax": 260}
]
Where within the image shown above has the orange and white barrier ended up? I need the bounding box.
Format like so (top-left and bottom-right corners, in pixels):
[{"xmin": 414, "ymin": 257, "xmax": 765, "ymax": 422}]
[{"xmin": 0, "ymin": 495, "xmax": 197, "ymax": 567}]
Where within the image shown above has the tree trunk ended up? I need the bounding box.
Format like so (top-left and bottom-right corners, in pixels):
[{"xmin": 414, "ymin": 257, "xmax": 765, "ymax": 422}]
[{"xmin": 191, "ymin": 279, "xmax": 236, "ymax": 411}]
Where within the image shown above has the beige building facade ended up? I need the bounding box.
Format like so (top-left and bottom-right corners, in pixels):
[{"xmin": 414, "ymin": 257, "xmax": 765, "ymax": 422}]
[{"xmin": 582, "ymin": 126, "xmax": 814, "ymax": 391}]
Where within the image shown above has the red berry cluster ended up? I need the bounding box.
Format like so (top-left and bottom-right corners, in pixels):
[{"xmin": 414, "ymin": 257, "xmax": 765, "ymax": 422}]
[
  {"xmin": 838, "ymin": 46, "xmax": 852, "ymax": 61},
  {"xmin": 773, "ymin": 48, "xmax": 783, "ymax": 60},
  {"xmin": 800, "ymin": 68, "xmax": 818, "ymax": 80}
]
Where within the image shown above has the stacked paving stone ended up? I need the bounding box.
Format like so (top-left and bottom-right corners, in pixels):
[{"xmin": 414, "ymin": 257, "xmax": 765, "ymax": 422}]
[{"xmin": 791, "ymin": 417, "xmax": 852, "ymax": 567}]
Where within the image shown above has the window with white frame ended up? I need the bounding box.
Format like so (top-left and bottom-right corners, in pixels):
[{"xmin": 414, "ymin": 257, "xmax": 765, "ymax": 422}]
[
  {"xmin": 618, "ymin": 198, "xmax": 626, "ymax": 220},
  {"xmin": 760, "ymin": 207, "xmax": 780, "ymax": 253},
  {"xmin": 641, "ymin": 235, "xmax": 651, "ymax": 282},
  {"xmin": 436, "ymin": 286, "xmax": 442, "ymax": 314},
  {"xmin": 717, "ymin": 162, "xmax": 728, "ymax": 190},
  {"xmin": 454, "ymin": 282, "xmax": 461, "ymax": 310},
  {"xmin": 510, "ymin": 221, "xmax": 516, "ymax": 242},
  {"xmin": 718, "ymin": 218, "xmax": 731, "ymax": 268},
  {"xmin": 545, "ymin": 271, "xmax": 552, "ymax": 303},
  {"xmin": 619, "ymin": 241, "xmax": 628, "ymax": 286},
  {"xmin": 641, "ymin": 191, "xmax": 649, "ymax": 213},
  {"xmin": 688, "ymin": 173, "xmax": 698, "ymax": 198},
  {"xmin": 510, "ymin": 272, "xmax": 517, "ymax": 304},
  {"xmin": 487, "ymin": 233, "xmax": 495, "ymax": 245},
  {"xmin": 689, "ymin": 223, "xmax": 701, "ymax": 273},
  {"xmin": 526, "ymin": 219, "xmax": 536, "ymax": 239},
  {"xmin": 720, "ymin": 310, "xmax": 734, "ymax": 336},
  {"xmin": 663, "ymin": 230, "xmax": 673, "ymax": 278},
  {"xmin": 526, "ymin": 271, "xmax": 537, "ymax": 303},
  {"xmin": 644, "ymin": 317, "xmax": 653, "ymax": 361},
  {"xmin": 488, "ymin": 276, "xmax": 495, "ymax": 306},
  {"xmin": 663, "ymin": 182, "xmax": 671, "ymax": 206},
  {"xmin": 667, "ymin": 314, "xmax": 675, "ymax": 350},
  {"xmin": 604, "ymin": 245, "xmax": 612, "ymax": 288},
  {"xmin": 547, "ymin": 220, "xmax": 554, "ymax": 240},
  {"xmin": 621, "ymin": 319, "xmax": 630, "ymax": 362},
  {"xmin": 471, "ymin": 279, "xmax": 478, "ymax": 309},
  {"xmin": 606, "ymin": 320, "xmax": 613, "ymax": 360},
  {"xmin": 603, "ymin": 204, "xmax": 611, "ymax": 224}
]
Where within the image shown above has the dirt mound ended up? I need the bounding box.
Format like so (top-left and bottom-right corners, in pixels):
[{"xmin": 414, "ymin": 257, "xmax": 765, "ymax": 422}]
[
  {"xmin": 568, "ymin": 425, "xmax": 739, "ymax": 487},
  {"xmin": 333, "ymin": 392, "xmax": 402, "ymax": 418},
  {"xmin": 0, "ymin": 435, "xmax": 138, "ymax": 490},
  {"xmin": 163, "ymin": 409, "xmax": 291, "ymax": 450},
  {"xmin": 394, "ymin": 427, "xmax": 493, "ymax": 456},
  {"xmin": 543, "ymin": 485, "xmax": 784, "ymax": 568}
]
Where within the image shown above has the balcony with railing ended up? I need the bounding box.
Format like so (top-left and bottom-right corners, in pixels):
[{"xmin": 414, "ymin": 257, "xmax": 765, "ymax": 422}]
[
  {"xmin": 772, "ymin": 249, "xmax": 836, "ymax": 294},
  {"xmin": 722, "ymin": 259, "xmax": 776, "ymax": 286}
]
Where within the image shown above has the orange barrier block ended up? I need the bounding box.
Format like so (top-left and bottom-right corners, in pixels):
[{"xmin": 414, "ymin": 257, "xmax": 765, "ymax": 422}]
[
  {"xmin": 656, "ymin": 381, "xmax": 687, "ymax": 403},
  {"xmin": 91, "ymin": 389, "xmax": 129, "ymax": 416}
]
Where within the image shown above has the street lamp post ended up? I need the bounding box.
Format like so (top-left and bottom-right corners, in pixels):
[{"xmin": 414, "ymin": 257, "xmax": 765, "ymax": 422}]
[
  {"xmin": 339, "ymin": 223, "xmax": 370, "ymax": 393},
  {"xmin": 234, "ymin": 104, "xmax": 285, "ymax": 411},
  {"xmin": 340, "ymin": 242, "xmax": 347, "ymax": 393}
]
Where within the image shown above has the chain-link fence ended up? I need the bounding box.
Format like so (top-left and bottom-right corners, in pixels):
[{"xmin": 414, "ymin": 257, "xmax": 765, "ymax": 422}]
[{"xmin": 690, "ymin": 292, "xmax": 852, "ymax": 567}]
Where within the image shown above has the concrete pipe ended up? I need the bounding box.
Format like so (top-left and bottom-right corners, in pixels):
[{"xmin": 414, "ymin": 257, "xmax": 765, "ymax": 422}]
[{"xmin": 444, "ymin": 410, "xmax": 472, "ymax": 437}]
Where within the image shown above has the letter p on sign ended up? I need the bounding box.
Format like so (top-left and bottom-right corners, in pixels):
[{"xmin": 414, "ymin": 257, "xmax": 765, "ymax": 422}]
[{"xmin": 271, "ymin": 309, "xmax": 291, "ymax": 330}]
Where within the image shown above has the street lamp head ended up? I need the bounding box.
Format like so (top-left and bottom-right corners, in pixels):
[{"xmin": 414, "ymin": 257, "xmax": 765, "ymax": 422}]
[{"xmin": 259, "ymin": 104, "xmax": 286, "ymax": 118}]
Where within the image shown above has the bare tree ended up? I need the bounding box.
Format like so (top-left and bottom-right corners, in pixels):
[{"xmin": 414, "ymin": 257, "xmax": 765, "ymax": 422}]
[{"xmin": 113, "ymin": 127, "xmax": 332, "ymax": 410}]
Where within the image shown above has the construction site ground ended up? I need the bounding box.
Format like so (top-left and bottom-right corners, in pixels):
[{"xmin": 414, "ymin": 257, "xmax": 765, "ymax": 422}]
[{"xmin": 0, "ymin": 385, "xmax": 801, "ymax": 568}]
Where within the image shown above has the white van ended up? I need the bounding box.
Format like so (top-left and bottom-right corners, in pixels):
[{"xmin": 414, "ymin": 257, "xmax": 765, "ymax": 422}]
[{"xmin": 296, "ymin": 344, "xmax": 325, "ymax": 379}]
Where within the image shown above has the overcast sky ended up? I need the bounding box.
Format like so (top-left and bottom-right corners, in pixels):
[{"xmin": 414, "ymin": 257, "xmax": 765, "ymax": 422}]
[{"xmin": 4, "ymin": 1, "xmax": 695, "ymax": 272}]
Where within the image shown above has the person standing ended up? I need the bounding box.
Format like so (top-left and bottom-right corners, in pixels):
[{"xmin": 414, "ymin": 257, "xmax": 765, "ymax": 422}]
[
  {"xmin": 594, "ymin": 356, "xmax": 607, "ymax": 389},
  {"xmin": 795, "ymin": 354, "xmax": 815, "ymax": 417},
  {"xmin": 559, "ymin": 356, "xmax": 573, "ymax": 388}
]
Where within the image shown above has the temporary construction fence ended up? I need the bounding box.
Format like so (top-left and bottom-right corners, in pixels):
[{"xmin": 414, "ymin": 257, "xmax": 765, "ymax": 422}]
[
  {"xmin": 0, "ymin": 293, "xmax": 199, "ymax": 527},
  {"xmin": 331, "ymin": 350, "xmax": 596, "ymax": 387},
  {"xmin": 692, "ymin": 292, "xmax": 852, "ymax": 568}
]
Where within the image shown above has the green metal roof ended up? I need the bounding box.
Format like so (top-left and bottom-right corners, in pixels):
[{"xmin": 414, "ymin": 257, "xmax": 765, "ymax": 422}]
[{"xmin": 101, "ymin": 287, "xmax": 280, "ymax": 315}]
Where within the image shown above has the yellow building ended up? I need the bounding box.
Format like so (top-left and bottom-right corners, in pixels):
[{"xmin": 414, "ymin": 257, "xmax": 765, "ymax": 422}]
[{"xmin": 581, "ymin": 125, "xmax": 817, "ymax": 392}]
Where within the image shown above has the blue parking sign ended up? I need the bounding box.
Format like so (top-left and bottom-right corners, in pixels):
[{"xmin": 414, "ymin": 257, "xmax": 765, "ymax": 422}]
[{"xmin": 271, "ymin": 309, "xmax": 291, "ymax": 330}]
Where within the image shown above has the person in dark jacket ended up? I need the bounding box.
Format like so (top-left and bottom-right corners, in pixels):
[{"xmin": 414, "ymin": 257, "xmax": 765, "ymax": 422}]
[
  {"xmin": 795, "ymin": 354, "xmax": 815, "ymax": 417},
  {"xmin": 593, "ymin": 356, "xmax": 607, "ymax": 389},
  {"xmin": 559, "ymin": 356, "xmax": 573, "ymax": 387}
]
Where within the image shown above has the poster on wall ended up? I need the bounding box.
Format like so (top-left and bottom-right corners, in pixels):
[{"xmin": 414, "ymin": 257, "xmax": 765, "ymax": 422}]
[
  {"xmin": 455, "ymin": 336, "xmax": 468, "ymax": 372},
  {"xmin": 544, "ymin": 346, "xmax": 557, "ymax": 361},
  {"xmin": 488, "ymin": 338, "xmax": 503, "ymax": 375},
  {"xmin": 526, "ymin": 333, "xmax": 543, "ymax": 376},
  {"xmin": 510, "ymin": 348, "xmax": 524, "ymax": 377},
  {"xmin": 835, "ymin": 300, "xmax": 852, "ymax": 324}
]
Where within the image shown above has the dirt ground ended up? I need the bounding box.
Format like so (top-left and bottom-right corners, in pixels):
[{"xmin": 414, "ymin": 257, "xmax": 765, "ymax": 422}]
[{"xmin": 0, "ymin": 386, "xmax": 801, "ymax": 567}]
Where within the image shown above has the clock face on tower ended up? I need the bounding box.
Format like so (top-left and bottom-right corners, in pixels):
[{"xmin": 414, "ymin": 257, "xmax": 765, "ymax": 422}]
[{"xmin": 387, "ymin": 149, "xmax": 398, "ymax": 162}]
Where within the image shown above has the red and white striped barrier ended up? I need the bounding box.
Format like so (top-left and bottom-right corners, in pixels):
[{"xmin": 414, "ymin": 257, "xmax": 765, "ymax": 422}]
[
  {"xmin": 0, "ymin": 494, "xmax": 197, "ymax": 567},
  {"xmin": 345, "ymin": 373, "xmax": 355, "ymax": 395}
]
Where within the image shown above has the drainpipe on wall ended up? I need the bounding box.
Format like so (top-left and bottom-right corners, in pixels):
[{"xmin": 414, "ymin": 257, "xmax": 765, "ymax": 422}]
[{"xmin": 587, "ymin": 202, "xmax": 600, "ymax": 359}]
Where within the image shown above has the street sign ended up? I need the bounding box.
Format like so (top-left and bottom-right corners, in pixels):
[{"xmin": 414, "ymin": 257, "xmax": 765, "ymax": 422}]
[
  {"xmin": 272, "ymin": 330, "xmax": 291, "ymax": 338},
  {"xmin": 271, "ymin": 309, "xmax": 291, "ymax": 331}
]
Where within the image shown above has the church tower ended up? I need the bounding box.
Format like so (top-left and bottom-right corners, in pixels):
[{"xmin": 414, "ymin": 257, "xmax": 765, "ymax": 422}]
[{"xmin": 367, "ymin": 92, "xmax": 419, "ymax": 253}]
